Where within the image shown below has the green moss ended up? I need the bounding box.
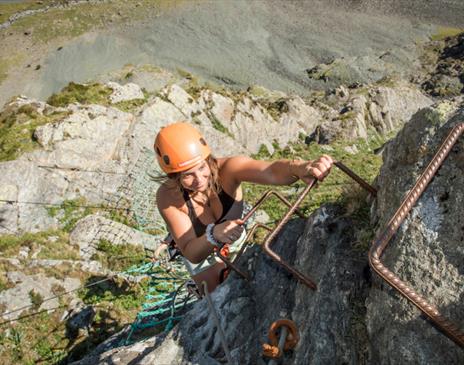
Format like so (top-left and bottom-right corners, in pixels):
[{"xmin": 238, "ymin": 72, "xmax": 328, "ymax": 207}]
[
  {"xmin": 47, "ymin": 82, "xmax": 112, "ymax": 107},
  {"xmin": 263, "ymin": 98, "xmax": 289, "ymax": 121},
  {"xmin": 55, "ymin": 198, "xmax": 97, "ymax": 232},
  {"xmin": 79, "ymin": 275, "xmax": 147, "ymax": 312},
  {"xmin": 46, "ymin": 197, "xmax": 99, "ymax": 232},
  {"xmin": 0, "ymin": 229, "xmax": 78, "ymax": 260},
  {"xmin": 113, "ymin": 97, "xmax": 146, "ymax": 113},
  {"xmin": 28, "ymin": 290, "xmax": 44, "ymax": 310},
  {"xmin": 176, "ymin": 67, "xmax": 194, "ymax": 80},
  {"xmin": 184, "ymin": 78, "xmax": 203, "ymax": 100},
  {"xmin": 210, "ymin": 115, "xmax": 233, "ymax": 137},
  {"xmin": 0, "ymin": 102, "xmax": 69, "ymax": 161},
  {"xmin": 430, "ymin": 27, "xmax": 464, "ymax": 41},
  {"xmin": 106, "ymin": 204, "xmax": 137, "ymax": 228},
  {"xmin": 91, "ymin": 239, "xmax": 146, "ymax": 272},
  {"xmin": 112, "ymin": 88, "xmax": 150, "ymax": 113}
]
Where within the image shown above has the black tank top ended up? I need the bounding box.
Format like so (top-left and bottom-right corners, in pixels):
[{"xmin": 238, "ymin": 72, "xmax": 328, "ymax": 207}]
[{"xmin": 182, "ymin": 188, "xmax": 237, "ymax": 237}]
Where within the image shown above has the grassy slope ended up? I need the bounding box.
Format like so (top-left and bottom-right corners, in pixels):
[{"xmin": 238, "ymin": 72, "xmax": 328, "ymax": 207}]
[{"xmin": 0, "ymin": 0, "xmax": 183, "ymax": 87}]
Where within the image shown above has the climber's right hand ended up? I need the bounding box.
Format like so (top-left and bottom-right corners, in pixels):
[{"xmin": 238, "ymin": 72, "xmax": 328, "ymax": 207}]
[{"xmin": 213, "ymin": 219, "xmax": 244, "ymax": 244}]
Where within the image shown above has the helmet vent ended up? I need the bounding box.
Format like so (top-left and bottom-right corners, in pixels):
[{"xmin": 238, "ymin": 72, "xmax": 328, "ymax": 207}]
[
  {"xmin": 156, "ymin": 147, "xmax": 161, "ymax": 156},
  {"xmin": 199, "ymin": 137, "xmax": 207, "ymax": 146},
  {"xmin": 163, "ymin": 155, "xmax": 170, "ymax": 165}
]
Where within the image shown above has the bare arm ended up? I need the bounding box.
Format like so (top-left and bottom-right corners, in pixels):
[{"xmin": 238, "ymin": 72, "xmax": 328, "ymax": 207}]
[
  {"xmin": 156, "ymin": 188, "xmax": 243, "ymax": 263},
  {"xmin": 221, "ymin": 154, "xmax": 334, "ymax": 186}
]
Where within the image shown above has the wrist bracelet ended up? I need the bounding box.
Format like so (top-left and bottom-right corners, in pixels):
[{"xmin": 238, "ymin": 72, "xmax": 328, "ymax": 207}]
[{"xmin": 206, "ymin": 223, "xmax": 222, "ymax": 248}]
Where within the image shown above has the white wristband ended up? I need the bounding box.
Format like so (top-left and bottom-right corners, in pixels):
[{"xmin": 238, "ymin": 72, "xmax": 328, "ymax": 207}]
[{"xmin": 206, "ymin": 223, "xmax": 222, "ymax": 248}]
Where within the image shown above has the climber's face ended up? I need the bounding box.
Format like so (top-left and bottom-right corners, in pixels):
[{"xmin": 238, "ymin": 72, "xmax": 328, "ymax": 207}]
[{"xmin": 180, "ymin": 160, "xmax": 211, "ymax": 192}]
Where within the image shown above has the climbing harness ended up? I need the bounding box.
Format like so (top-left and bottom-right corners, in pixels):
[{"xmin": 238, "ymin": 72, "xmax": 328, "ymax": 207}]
[
  {"xmin": 262, "ymin": 319, "xmax": 300, "ymax": 364},
  {"xmin": 369, "ymin": 123, "xmax": 464, "ymax": 348},
  {"xmin": 216, "ymin": 161, "xmax": 377, "ymax": 289},
  {"xmin": 202, "ymin": 281, "xmax": 233, "ymax": 364}
]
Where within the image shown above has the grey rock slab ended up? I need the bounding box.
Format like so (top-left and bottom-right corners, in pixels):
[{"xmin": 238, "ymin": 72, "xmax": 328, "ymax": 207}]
[
  {"xmin": 70, "ymin": 214, "xmax": 164, "ymax": 260},
  {"xmin": 79, "ymin": 210, "xmax": 369, "ymax": 364},
  {"xmin": 366, "ymin": 104, "xmax": 464, "ymax": 363},
  {"xmin": 0, "ymin": 101, "xmax": 135, "ymax": 234},
  {"xmin": 0, "ymin": 159, "xmax": 68, "ymax": 233},
  {"xmin": 107, "ymin": 81, "xmax": 144, "ymax": 103},
  {"xmin": 0, "ymin": 272, "xmax": 81, "ymax": 320}
]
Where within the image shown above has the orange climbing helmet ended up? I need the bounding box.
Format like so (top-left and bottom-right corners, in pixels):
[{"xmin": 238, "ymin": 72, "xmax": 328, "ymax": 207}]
[{"xmin": 154, "ymin": 122, "xmax": 211, "ymax": 173}]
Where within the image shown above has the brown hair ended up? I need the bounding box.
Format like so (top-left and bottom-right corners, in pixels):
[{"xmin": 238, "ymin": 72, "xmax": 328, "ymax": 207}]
[{"xmin": 156, "ymin": 155, "xmax": 222, "ymax": 195}]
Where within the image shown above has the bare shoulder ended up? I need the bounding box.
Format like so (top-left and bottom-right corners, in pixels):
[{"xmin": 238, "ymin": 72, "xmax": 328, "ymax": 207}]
[
  {"xmin": 217, "ymin": 155, "xmax": 254, "ymax": 171},
  {"xmin": 156, "ymin": 182, "xmax": 185, "ymax": 210}
]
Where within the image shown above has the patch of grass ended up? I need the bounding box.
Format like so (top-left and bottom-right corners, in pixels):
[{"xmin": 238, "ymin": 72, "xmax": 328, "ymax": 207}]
[
  {"xmin": 0, "ymin": 103, "xmax": 69, "ymax": 161},
  {"xmin": 0, "ymin": 308, "xmax": 69, "ymax": 364},
  {"xmin": 113, "ymin": 88, "xmax": 150, "ymax": 113},
  {"xmin": 0, "ymin": 1, "xmax": 44, "ymax": 24},
  {"xmin": 113, "ymin": 98, "xmax": 145, "ymax": 113},
  {"xmin": 47, "ymin": 82, "xmax": 112, "ymax": 107},
  {"xmin": 0, "ymin": 229, "xmax": 78, "ymax": 260},
  {"xmin": 245, "ymin": 132, "xmax": 389, "ymax": 224},
  {"xmin": 210, "ymin": 115, "xmax": 233, "ymax": 137},
  {"xmin": 0, "ymin": 261, "xmax": 179, "ymax": 364},
  {"xmin": 374, "ymin": 75, "xmax": 400, "ymax": 88},
  {"xmin": 176, "ymin": 67, "xmax": 194, "ymax": 80},
  {"xmin": 103, "ymin": 195, "xmax": 141, "ymax": 229},
  {"xmin": 4, "ymin": 327, "xmax": 24, "ymax": 362},
  {"xmin": 4, "ymin": 0, "xmax": 185, "ymax": 44},
  {"xmin": 91, "ymin": 239, "xmax": 146, "ymax": 272},
  {"xmin": 263, "ymin": 98, "xmax": 289, "ymax": 121},
  {"xmin": 10, "ymin": 4, "xmax": 98, "ymax": 42},
  {"xmin": 184, "ymin": 77, "xmax": 203, "ymax": 99},
  {"xmin": 79, "ymin": 276, "xmax": 148, "ymax": 315},
  {"xmin": 38, "ymin": 233, "xmax": 79, "ymax": 261},
  {"xmin": 430, "ymin": 27, "xmax": 464, "ymax": 41},
  {"xmin": 50, "ymin": 198, "xmax": 98, "ymax": 233},
  {"xmin": 29, "ymin": 289, "xmax": 44, "ymax": 310},
  {"xmin": 0, "ymin": 54, "xmax": 24, "ymax": 83}
]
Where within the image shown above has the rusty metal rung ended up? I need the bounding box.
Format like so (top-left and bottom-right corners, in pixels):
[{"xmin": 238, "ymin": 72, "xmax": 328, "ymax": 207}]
[
  {"xmin": 217, "ymin": 160, "xmax": 377, "ymax": 291},
  {"xmin": 215, "ymin": 190, "xmax": 302, "ymax": 280},
  {"xmin": 369, "ymin": 123, "xmax": 464, "ymax": 348},
  {"xmin": 261, "ymin": 161, "xmax": 376, "ymax": 290}
]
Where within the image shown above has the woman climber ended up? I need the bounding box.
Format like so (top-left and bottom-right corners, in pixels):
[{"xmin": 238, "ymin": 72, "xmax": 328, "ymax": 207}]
[{"xmin": 155, "ymin": 122, "xmax": 333, "ymax": 293}]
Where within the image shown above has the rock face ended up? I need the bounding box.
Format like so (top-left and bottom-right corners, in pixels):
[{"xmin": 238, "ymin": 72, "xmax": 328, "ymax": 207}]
[
  {"xmin": 309, "ymin": 80, "xmax": 433, "ymax": 144},
  {"xmin": 0, "ymin": 272, "xmax": 81, "ymax": 321},
  {"xmin": 73, "ymin": 207, "xmax": 370, "ymax": 364},
  {"xmin": 422, "ymin": 33, "xmax": 464, "ymax": 98},
  {"xmin": 0, "ymin": 82, "xmax": 323, "ymax": 235},
  {"xmin": 366, "ymin": 104, "xmax": 464, "ymax": 363},
  {"xmin": 106, "ymin": 82, "xmax": 145, "ymax": 103},
  {"xmin": 73, "ymin": 102, "xmax": 464, "ymax": 364},
  {"xmin": 70, "ymin": 214, "xmax": 164, "ymax": 260}
]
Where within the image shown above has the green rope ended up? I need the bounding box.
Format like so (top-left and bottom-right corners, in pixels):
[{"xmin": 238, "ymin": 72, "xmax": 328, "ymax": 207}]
[{"xmin": 121, "ymin": 257, "xmax": 195, "ymax": 346}]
